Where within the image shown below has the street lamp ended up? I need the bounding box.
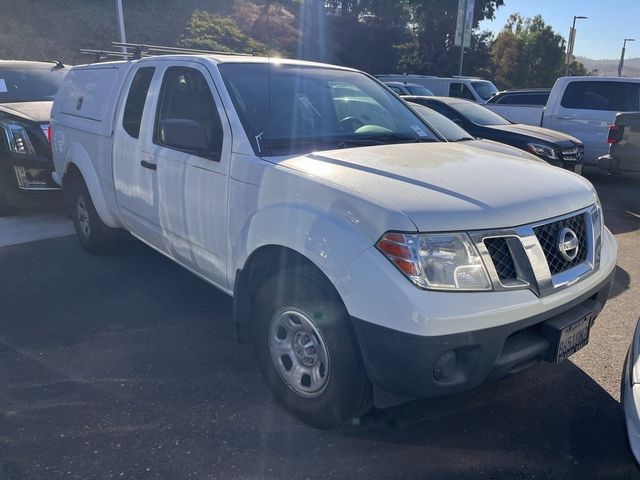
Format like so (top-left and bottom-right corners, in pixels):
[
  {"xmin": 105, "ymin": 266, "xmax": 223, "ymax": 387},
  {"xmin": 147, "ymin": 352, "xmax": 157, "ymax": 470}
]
[
  {"xmin": 565, "ymin": 16, "xmax": 588, "ymax": 76},
  {"xmin": 115, "ymin": 0, "xmax": 127, "ymax": 57},
  {"xmin": 619, "ymin": 38, "xmax": 636, "ymax": 76}
]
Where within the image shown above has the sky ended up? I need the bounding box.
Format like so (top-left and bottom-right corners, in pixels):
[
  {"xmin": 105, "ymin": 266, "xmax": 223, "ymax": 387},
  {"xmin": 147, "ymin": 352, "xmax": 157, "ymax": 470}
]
[{"xmin": 478, "ymin": 0, "xmax": 640, "ymax": 60}]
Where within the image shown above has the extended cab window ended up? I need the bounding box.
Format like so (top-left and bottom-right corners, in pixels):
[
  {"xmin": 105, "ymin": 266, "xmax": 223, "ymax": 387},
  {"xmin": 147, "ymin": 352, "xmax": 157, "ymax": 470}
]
[
  {"xmin": 122, "ymin": 67, "xmax": 155, "ymax": 139},
  {"xmin": 154, "ymin": 67, "xmax": 223, "ymax": 158},
  {"xmin": 561, "ymin": 81, "xmax": 640, "ymax": 111},
  {"xmin": 449, "ymin": 83, "xmax": 475, "ymax": 101}
]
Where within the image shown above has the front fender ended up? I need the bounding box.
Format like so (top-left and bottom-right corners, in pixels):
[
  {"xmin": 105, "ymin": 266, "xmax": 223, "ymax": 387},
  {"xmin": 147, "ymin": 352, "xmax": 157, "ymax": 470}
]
[
  {"xmin": 232, "ymin": 200, "xmax": 415, "ymax": 289},
  {"xmin": 62, "ymin": 143, "xmax": 121, "ymax": 228}
]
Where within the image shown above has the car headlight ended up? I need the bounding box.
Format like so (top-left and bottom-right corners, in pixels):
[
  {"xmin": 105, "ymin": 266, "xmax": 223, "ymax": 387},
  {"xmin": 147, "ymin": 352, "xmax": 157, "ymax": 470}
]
[
  {"xmin": 3, "ymin": 123, "xmax": 35, "ymax": 155},
  {"xmin": 527, "ymin": 143, "xmax": 558, "ymax": 160},
  {"xmin": 377, "ymin": 232, "xmax": 492, "ymax": 291}
]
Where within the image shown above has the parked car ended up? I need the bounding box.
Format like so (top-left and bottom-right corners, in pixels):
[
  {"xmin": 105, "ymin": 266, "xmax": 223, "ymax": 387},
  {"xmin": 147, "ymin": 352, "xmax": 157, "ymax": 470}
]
[
  {"xmin": 376, "ymin": 74, "xmax": 498, "ymax": 104},
  {"xmin": 486, "ymin": 88, "xmax": 551, "ymax": 106},
  {"xmin": 622, "ymin": 318, "xmax": 640, "ymax": 464},
  {"xmin": 0, "ymin": 60, "xmax": 68, "ymax": 214},
  {"xmin": 408, "ymin": 101, "xmax": 556, "ymax": 161},
  {"xmin": 384, "ymin": 81, "xmax": 434, "ymax": 97},
  {"xmin": 598, "ymin": 112, "xmax": 640, "ymax": 175},
  {"xmin": 485, "ymin": 76, "xmax": 640, "ymax": 165},
  {"xmin": 51, "ymin": 53, "xmax": 616, "ymax": 429},
  {"xmin": 406, "ymin": 96, "xmax": 584, "ymax": 173}
]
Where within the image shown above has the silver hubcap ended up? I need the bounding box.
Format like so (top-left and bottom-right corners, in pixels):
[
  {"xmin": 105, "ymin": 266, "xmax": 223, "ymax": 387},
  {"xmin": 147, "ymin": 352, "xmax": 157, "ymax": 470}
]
[
  {"xmin": 76, "ymin": 195, "xmax": 91, "ymax": 238},
  {"xmin": 269, "ymin": 308, "xmax": 330, "ymax": 398}
]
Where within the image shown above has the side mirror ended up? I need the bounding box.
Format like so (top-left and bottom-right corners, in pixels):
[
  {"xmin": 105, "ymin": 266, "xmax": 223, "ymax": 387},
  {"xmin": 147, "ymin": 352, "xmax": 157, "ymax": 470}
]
[{"xmin": 159, "ymin": 118, "xmax": 209, "ymax": 154}]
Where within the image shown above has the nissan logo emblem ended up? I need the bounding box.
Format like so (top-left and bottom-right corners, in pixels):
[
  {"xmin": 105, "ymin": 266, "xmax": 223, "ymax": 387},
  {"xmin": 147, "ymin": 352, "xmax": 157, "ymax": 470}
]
[{"xmin": 557, "ymin": 227, "xmax": 579, "ymax": 262}]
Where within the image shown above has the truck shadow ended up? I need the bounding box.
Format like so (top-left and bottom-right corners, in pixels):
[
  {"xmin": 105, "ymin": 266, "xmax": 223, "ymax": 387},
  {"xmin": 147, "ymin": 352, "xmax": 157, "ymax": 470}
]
[{"xmin": 339, "ymin": 361, "xmax": 636, "ymax": 479}]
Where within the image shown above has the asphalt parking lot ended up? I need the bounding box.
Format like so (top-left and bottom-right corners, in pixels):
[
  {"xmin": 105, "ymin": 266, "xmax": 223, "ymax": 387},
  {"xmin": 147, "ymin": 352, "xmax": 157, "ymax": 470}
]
[{"xmin": 0, "ymin": 171, "xmax": 638, "ymax": 480}]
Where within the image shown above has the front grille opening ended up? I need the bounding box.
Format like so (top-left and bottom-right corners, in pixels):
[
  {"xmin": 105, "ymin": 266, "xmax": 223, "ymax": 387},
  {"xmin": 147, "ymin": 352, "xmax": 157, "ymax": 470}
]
[
  {"xmin": 484, "ymin": 237, "xmax": 517, "ymax": 282},
  {"xmin": 533, "ymin": 213, "xmax": 588, "ymax": 275}
]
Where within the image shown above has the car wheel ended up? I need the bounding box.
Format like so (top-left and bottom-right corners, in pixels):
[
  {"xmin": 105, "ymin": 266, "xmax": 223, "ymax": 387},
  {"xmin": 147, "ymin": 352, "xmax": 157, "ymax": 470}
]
[
  {"xmin": 252, "ymin": 264, "xmax": 372, "ymax": 429},
  {"xmin": 70, "ymin": 177, "xmax": 115, "ymax": 254}
]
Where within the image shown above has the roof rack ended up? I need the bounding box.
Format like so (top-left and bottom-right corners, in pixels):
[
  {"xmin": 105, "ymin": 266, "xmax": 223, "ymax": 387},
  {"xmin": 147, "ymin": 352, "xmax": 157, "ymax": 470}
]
[
  {"xmin": 79, "ymin": 49, "xmax": 133, "ymax": 62},
  {"xmin": 112, "ymin": 42, "xmax": 252, "ymax": 59}
]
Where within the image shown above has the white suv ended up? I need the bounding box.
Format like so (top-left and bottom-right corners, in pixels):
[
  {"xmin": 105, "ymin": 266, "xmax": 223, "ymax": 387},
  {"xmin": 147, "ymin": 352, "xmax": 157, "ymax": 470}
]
[{"xmin": 50, "ymin": 54, "xmax": 617, "ymax": 428}]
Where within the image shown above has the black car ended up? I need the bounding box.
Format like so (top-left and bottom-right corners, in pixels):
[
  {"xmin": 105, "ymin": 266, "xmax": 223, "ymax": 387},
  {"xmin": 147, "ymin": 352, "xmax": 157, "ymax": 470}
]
[
  {"xmin": 486, "ymin": 88, "xmax": 551, "ymax": 106},
  {"xmin": 404, "ymin": 96, "xmax": 584, "ymax": 173},
  {"xmin": 0, "ymin": 60, "xmax": 69, "ymax": 214}
]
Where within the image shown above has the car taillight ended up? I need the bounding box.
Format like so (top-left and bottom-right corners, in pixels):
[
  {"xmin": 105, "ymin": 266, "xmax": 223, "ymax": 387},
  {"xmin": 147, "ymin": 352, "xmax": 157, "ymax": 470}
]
[
  {"xmin": 47, "ymin": 124, "xmax": 52, "ymax": 145},
  {"xmin": 607, "ymin": 124, "xmax": 624, "ymax": 144}
]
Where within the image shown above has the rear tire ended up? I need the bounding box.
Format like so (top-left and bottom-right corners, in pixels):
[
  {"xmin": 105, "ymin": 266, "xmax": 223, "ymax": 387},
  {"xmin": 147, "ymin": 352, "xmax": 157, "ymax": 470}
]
[
  {"xmin": 251, "ymin": 264, "xmax": 372, "ymax": 429},
  {"xmin": 69, "ymin": 176, "xmax": 115, "ymax": 254}
]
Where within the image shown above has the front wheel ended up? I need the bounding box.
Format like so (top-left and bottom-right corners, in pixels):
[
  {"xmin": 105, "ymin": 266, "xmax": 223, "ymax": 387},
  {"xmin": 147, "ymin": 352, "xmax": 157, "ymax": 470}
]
[
  {"xmin": 70, "ymin": 177, "xmax": 115, "ymax": 254},
  {"xmin": 252, "ymin": 264, "xmax": 372, "ymax": 429}
]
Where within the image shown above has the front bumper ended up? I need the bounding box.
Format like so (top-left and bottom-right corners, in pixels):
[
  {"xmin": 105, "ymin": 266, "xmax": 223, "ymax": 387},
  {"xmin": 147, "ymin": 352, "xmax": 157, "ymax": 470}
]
[{"xmin": 353, "ymin": 273, "xmax": 612, "ymax": 399}]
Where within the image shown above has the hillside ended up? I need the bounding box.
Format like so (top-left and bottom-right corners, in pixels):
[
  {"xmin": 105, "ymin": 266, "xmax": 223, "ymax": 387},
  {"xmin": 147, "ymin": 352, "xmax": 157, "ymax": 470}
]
[
  {"xmin": 0, "ymin": 0, "xmax": 235, "ymax": 64},
  {"xmin": 576, "ymin": 56, "xmax": 640, "ymax": 77}
]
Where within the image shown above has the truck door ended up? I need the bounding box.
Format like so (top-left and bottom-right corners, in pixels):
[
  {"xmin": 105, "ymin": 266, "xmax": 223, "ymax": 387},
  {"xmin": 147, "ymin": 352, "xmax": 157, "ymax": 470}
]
[
  {"xmin": 146, "ymin": 62, "xmax": 231, "ymax": 288},
  {"xmin": 546, "ymin": 80, "xmax": 640, "ymax": 165},
  {"xmin": 112, "ymin": 65, "xmax": 165, "ymax": 248}
]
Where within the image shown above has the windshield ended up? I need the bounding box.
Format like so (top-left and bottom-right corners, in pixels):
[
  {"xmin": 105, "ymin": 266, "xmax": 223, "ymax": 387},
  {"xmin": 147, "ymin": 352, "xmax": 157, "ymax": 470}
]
[
  {"xmin": 471, "ymin": 80, "xmax": 499, "ymax": 101},
  {"xmin": 405, "ymin": 85, "xmax": 434, "ymax": 96},
  {"xmin": 0, "ymin": 66, "xmax": 67, "ymax": 103},
  {"xmin": 409, "ymin": 102, "xmax": 473, "ymax": 142},
  {"xmin": 449, "ymin": 100, "xmax": 511, "ymax": 126},
  {"xmin": 219, "ymin": 63, "xmax": 438, "ymax": 156}
]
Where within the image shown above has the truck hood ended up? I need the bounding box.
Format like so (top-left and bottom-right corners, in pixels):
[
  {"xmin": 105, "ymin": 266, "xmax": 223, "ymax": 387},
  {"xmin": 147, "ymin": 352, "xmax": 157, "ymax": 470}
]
[
  {"xmin": 487, "ymin": 123, "xmax": 582, "ymax": 145},
  {"xmin": 275, "ymin": 143, "xmax": 597, "ymax": 232},
  {"xmin": 0, "ymin": 101, "xmax": 53, "ymax": 123}
]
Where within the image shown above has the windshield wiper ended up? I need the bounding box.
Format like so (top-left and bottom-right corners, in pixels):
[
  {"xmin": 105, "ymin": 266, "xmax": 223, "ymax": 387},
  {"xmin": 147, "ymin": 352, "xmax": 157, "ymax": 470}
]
[
  {"xmin": 340, "ymin": 134, "xmax": 437, "ymax": 146},
  {"xmin": 450, "ymin": 137, "xmax": 475, "ymax": 142}
]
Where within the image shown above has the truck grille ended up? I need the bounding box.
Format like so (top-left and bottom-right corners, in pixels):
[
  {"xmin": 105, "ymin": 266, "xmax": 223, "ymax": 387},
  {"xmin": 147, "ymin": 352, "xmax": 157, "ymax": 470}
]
[
  {"xmin": 533, "ymin": 213, "xmax": 587, "ymax": 275},
  {"xmin": 484, "ymin": 238, "xmax": 517, "ymax": 282}
]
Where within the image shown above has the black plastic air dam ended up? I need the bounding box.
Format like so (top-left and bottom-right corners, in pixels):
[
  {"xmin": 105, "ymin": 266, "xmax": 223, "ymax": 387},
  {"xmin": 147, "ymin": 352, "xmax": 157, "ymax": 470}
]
[{"xmin": 351, "ymin": 270, "xmax": 614, "ymax": 402}]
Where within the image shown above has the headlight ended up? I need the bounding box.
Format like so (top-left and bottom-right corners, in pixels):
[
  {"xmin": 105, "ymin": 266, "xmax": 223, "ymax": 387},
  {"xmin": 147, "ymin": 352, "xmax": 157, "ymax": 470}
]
[
  {"xmin": 527, "ymin": 143, "xmax": 558, "ymax": 160},
  {"xmin": 377, "ymin": 232, "xmax": 492, "ymax": 291},
  {"xmin": 3, "ymin": 123, "xmax": 35, "ymax": 155},
  {"xmin": 591, "ymin": 198, "xmax": 604, "ymax": 240}
]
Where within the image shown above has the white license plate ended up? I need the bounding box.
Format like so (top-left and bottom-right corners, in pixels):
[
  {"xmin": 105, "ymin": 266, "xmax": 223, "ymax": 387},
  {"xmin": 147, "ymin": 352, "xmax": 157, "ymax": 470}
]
[{"xmin": 556, "ymin": 315, "xmax": 592, "ymax": 363}]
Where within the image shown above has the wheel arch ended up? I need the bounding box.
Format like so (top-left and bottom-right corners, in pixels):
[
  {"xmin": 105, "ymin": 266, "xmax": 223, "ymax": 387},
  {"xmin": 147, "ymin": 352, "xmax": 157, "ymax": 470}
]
[
  {"xmin": 61, "ymin": 144, "xmax": 120, "ymax": 228},
  {"xmin": 233, "ymin": 244, "xmax": 341, "ymax": 342}
]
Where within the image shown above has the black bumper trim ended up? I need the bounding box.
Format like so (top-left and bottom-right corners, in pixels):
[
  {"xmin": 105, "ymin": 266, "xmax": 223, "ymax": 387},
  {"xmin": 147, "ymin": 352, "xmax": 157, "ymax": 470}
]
[{"xmin": 351, "ymin": 269, "xmax": 615, "ymax": 401}]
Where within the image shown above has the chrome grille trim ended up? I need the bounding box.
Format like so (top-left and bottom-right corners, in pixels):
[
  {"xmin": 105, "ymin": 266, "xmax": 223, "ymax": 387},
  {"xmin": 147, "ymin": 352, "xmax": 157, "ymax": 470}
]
[{"xmin": 469, "ymin": 205, "xmax": 600, "ymax": 297}]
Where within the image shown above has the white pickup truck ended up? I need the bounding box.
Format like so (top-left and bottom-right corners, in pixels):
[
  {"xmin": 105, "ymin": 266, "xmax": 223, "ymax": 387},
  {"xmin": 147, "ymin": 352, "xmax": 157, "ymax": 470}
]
[
  {"xmin": 50, "ymin": 54, "xmax": 617, "ymax": 428},
  {"xmin": 486, "ymin": 76, "xmax": 640, "ymax": 166}
]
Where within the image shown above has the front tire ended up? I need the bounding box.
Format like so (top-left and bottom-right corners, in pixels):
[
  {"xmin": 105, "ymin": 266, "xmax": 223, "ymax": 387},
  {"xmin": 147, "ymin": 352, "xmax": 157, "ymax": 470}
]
[
  {"xmin": 69, "ymin": 177, "xmax": 115, "ymax": 254},
  {"xmin": 252, "ymin": 264, "xmax": 372, "ymax": 429}
]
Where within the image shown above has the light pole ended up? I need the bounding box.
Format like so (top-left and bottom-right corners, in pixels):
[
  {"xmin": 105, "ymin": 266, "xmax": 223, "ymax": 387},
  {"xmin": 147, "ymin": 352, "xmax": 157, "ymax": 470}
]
[
  {"xmin": 565, "ymin": 15, "xmax": 587, "ymax": 76},
  {"xmin": 115, "ymin": 0, "xmax": 127, "ymax": 57},
  {"xmin": 619, "ymin": 38, "xmax": 635, "ymax": 76}
]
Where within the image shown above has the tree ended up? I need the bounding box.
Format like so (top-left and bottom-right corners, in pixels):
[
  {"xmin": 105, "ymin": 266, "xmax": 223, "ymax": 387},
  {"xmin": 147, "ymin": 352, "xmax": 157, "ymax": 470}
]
[
  {"xmin": 178, "ymin": 10, "xmax": 269, "ymax": 55},
  {"xmin": 490, "ymin": 13, "xmax": 587, "ymax": 88},
  {"xmin": 395, "ymin": 0, "xmax": 504, "ymax": 76}
]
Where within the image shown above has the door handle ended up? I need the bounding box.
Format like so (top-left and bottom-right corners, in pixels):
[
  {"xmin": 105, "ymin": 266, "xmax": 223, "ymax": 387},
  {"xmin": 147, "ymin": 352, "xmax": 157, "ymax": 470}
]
[
  {"xmin": 557, "ymin": 115, "xmax": 574, "ymax": 120},
  {"xmin": 140, "ymin": 160, "xmax": 157, "ymax": 171}
]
